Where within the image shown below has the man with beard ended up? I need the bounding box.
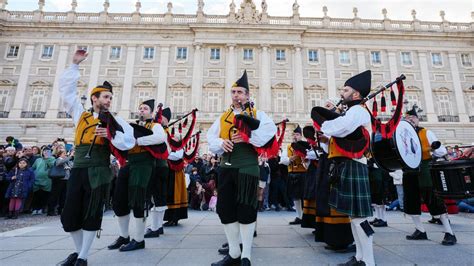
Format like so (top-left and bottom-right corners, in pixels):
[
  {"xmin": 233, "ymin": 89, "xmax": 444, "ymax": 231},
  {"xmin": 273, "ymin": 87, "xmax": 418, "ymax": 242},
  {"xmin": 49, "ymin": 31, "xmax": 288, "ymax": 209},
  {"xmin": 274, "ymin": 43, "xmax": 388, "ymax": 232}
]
[
  {"xmin": 403, "ymin": 107, "xmax": 456, "ymax": 245},
  {"xmin": 207, "ymin": 71, "xmax": 276, "ymax": 266},
  {"xmin": 108, "ymin": 99, "xmax": 167, "ymax": 251},
  {"xmin": 58, "ymin": 50, "xmax": 135, "ymax": 266}
]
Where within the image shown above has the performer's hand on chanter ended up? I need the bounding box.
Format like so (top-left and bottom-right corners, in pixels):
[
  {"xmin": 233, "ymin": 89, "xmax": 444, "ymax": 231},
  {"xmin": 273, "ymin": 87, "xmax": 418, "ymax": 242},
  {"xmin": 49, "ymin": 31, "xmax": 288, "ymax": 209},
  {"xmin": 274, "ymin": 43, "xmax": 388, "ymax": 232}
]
[
  {"xmin": 222, "ymin": 139, "xmax": 234, "ymax": 153},
  {"xmin": 95, "ymin": 127, "xmax": 108, "ymax": 138},
  {"xmin": 318, "ymin": 134, "xmax": 329, "ymax": 144},
  {"xmin": 73, "ymin": 49, "xmax": 88, "ymax": 65},
  {"xmin": 231, "ymin": 132, "xmax": 244, "ymax": 144}
]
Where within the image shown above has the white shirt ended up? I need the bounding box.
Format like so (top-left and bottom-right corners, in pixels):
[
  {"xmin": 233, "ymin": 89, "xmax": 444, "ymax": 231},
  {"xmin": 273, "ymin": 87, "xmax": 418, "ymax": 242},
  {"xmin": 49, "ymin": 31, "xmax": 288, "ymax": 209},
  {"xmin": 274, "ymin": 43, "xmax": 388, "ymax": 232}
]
[
  {"xmin": 206, "ymin": 108, "xmax": 277, "ymax": 156},
  {"xmin": 425, "ymin": 129, "xmax": 447, "ymax": 158},
  {"xmin": 136, "ymin": 123, "xmax": 167, "ymax": 147},
  {"xmin": 59, "ymin": 64, "xmax": 135, "ymax": 151}
]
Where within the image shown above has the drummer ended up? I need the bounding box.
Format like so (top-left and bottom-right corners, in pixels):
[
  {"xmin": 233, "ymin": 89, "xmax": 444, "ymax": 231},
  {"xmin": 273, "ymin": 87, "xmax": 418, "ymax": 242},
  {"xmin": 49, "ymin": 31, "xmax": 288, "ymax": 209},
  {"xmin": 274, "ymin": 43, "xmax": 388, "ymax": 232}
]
[{"xmin": 403, "ymin": 106, "xmax": 457, "ymax": 245}]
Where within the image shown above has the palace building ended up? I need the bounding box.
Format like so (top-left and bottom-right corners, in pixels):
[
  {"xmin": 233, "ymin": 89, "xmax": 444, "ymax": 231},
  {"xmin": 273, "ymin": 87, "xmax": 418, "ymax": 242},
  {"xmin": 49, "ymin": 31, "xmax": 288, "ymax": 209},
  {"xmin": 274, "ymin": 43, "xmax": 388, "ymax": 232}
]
[{"xmin": 0, "ymin": 0, "xmax": 473, "ymax": 150}]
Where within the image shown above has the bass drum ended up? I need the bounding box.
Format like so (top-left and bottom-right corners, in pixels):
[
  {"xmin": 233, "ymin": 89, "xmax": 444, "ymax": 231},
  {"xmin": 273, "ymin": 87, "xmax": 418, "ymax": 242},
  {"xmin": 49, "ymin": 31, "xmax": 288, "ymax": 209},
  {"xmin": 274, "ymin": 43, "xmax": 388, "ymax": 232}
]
[
  {"xmin": 371, "ymin": 120, "xmax": 422, "ymax": 172},
  {"xmin": 430, "ymin": 159, "xmax": 474, "ymax": 199}
]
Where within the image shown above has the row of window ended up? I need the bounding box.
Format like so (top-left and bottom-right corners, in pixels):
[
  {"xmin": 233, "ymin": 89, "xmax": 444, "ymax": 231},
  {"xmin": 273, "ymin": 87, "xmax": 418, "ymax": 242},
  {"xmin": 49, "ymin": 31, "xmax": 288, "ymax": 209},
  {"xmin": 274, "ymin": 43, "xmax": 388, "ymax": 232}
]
[
  {"xmin": 1, "ymin": 86, "xmax": 473, "ymax": 117},
  {"xmin": 5, "ymin": 44, "xmax": 473, "ymax": 67}
]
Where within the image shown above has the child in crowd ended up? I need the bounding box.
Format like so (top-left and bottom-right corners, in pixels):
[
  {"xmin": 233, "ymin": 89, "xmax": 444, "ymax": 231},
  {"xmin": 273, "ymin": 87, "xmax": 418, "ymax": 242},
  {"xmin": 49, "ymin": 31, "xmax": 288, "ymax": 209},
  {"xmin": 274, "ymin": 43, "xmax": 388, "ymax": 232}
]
[
  {"xmin": 209, "ymin": 189, "xmax": 217, "ymax": 212},
  {"xmin": 5, "ymin": 158, "xmax": 35, "ymax": 219}
]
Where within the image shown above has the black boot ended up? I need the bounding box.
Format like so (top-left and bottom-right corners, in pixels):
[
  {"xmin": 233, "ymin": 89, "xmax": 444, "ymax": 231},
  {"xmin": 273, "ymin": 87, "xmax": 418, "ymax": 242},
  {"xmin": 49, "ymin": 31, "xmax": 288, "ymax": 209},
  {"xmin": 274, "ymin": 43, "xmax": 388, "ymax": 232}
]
[
  {"xmin": 58, "ymin": 252, "xmax": 78, "ymax": 266},
  {"xmin": 406, "ymin": 229, "xmax": 428, "ymax": 240},
  {"xmin": 241, "ymin": 258, "xmax": 251, "ymax": 266},
  {"xmin": 5, "ymin": 211, "xmax": 13, "ymax": 219},
  {"xmin": 372, "ymin": 220, "xmax": 388, "ymax": 227},
  {"xmin": 12, "ymin": 211, "xmax": 19, "ymax": 219},
  {"xmin": 119, "ymin": 239, "xmax": 145, "ymax": 252},
  {"xmin": 289, "ymin": 217, "xmax": 302, "ymax": 225},
  {"xmin": 211, "ymin": 254, "xmax": 241, "ymax": 266},
  {"xmin": 144, "ymin": 228, "xmax": 160, "ymax": 238},
  {"xmin": 74, "ymin": 258, "xmax": 87, "ymax": 266},
  {"xmin": 441, "ymin": 233, "xmax": 457, "ymax": 246},
  {"xmin": 221, "ymin": 242, "xmax": 229, "ymax": 248},
  {"xmin": 369, "ymin": 218, "xmax": 380, "ymax": 225},
  {"xmin": 157, "ymin": 227, "xmax": 164, "ymax": 235},
  {"xmin": 107, "ymin": 236, "xmax": 130, "ymax": 249}
]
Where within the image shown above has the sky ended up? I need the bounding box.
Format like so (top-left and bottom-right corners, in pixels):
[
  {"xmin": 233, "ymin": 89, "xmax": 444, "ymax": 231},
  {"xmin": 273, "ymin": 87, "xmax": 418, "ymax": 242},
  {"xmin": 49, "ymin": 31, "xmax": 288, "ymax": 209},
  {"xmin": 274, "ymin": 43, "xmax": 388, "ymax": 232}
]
[{"xmin": 6, "ymin": 0, "xmax": 473, "ymax": 22}]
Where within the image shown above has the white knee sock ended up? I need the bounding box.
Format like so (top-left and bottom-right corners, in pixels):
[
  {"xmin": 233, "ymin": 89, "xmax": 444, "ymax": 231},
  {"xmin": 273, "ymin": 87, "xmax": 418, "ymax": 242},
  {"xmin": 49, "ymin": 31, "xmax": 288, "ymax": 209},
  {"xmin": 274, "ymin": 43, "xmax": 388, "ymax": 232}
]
[
  {"xmin": 239, "ymin": 222, "xmax": 256, "ymax": 260},
  {"xmin": 352, "ymin": 218, "xmax": 375, "ymax": 266},
  {"xmin": 411, "ymin": 215, "xmax": 425, "ymax": 232},
  {"xmin": 294, "ymin": 200, "xmax": 302, "ymax": 219},
  {"xmin": 134, "ymin": 217, "xmax": 146, "ymax": 242},
  {"xmin": 118, "ymin": 214, "xmax": 130, "ymax": 238},
  {"xmin": 78, "ymin": 230, "xmax": 96, "ymax": 260},
  {"xmin": 379, "ymin": 205, "xmax": 387, "ymax": 222},
  {"xmin": 70, "ymin": 229, "xmax": 83, "ymax": 254},
  {"xmin": 350, "ymin": 221, "xmax": 363, "ymax": 261},
  {"xmin": 372, "ymin": 204, "xmax": 380, "ymax": 219},
  {"xmin": 223, "ymin": 222, "xmax": 241, "ymax": 259},
  {"xmin": 150, "ymin": 210, "xmax": 160, "ymax": 231},
  {"xmin": 439, "ymin": 214, "xmax": 453, "ymax": 235},
  {"xmin": 157, "ymin": 210, "xmax": 165, "ymax": 229}
]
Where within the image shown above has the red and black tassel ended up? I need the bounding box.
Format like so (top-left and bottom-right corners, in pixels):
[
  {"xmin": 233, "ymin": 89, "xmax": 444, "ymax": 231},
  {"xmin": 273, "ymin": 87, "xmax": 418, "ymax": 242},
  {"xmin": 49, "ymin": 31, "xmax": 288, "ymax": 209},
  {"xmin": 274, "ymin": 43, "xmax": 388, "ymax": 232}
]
[
  {"xmin": 372, "ymin": 98, "xmax": 378, "ymax": 117},
  {"xmin": 381, "ymin": 91, "xmax": 387, "ymax": 112},
  {"xmin": 178, "ymin": 123, "xmax": 182, "ymax": 134},
  {"xmin": 183, "ymin": 117, "xmax": 188, "ymax": 128},
  {"xmin": 171, "ymin": 127, "xmax": 175, "ymax": 137},
  {"xmin": 390, "ymin": 85, "xmax": 396, "ymax": 106}
]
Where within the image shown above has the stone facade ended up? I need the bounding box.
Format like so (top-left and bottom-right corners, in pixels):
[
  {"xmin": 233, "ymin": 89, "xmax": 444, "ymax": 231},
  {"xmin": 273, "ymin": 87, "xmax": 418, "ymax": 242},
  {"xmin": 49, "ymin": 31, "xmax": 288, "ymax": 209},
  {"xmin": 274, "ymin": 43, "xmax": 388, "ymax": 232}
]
[{"xmin": 0, "ymin": 0, "xmax": 473, "ymax": 151}]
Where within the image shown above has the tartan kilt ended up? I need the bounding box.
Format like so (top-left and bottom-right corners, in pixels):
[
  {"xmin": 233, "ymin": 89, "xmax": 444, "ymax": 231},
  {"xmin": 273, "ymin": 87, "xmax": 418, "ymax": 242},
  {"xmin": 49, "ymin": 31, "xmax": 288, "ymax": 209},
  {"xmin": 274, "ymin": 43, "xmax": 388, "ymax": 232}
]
[{"xmin": 329, "ymin": 160, "xmax": 372, "ymax": 218}]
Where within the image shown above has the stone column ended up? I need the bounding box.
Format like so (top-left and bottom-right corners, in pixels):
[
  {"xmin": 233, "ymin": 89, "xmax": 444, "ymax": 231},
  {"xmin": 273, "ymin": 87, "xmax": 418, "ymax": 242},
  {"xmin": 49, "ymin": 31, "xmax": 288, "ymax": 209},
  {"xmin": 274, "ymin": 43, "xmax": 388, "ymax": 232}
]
[
  {"xmin": 356, "ymin": 50, "xmax": 366, "ymax": 72},
  {"xmin": 259, "ymin": 44, "xmax": 271, "ymax": 112},
  {"xmin": 118, "ymin": 46, "xmax": 136, "ymax": 118},
  {"xmin": 387, "ymin": 51, "xmax": 399, "ymax": 79},
  {"xmin": 156, "ymin": 45, "xmax": 170, "ymax": 104},
  {"xmin": 10, "ymin": 44, "xmax": 35, "ymax": 118},
  {"xmin": 224, "ymin": 44, "xmax": 236, "ymax": 107},
  {"xmin": 325, "ymin": 49, "xmax": 337, "ymax": 99},
  {"xmin": 86, "ymin": 46, "xmax": 103, "ymax": 99},
  {"xmin": 448, "ymin": 53, "xmax": 469, "ymax": 122},
  {"xmin": 191, "ymin": 43, "xmax": 203, "ymax": 110},
  {"xmin": 46, "ymin": 45, "xmax": 70, "ymax": 119},
  {"xmin": 293, "ymin": 45, "xmax": 304, "ymax": 113},
  {"xmin": 418, "ymin": 52, "xmax": 437, "ymax": 122}
]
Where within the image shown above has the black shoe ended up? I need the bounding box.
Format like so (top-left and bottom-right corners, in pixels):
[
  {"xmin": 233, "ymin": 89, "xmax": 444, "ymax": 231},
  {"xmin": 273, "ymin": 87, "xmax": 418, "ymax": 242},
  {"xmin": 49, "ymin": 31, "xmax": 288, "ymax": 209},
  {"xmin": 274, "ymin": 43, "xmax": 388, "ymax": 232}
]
[
  {"xmin": 119, "ymin": 239, "xmax": 145, "ymax": 252},
  {"xmin": 74, "ymin": 258, "xmax": 87, "ymax": 266},
  {"xmin": 58, "ymin": 252, "xmax": 78, "ymax": 266},
  {"xmin": 428, "ymin": 217, "xmax": 442, "ymax": 224},
  {"xmin": 372, "ymin": 220, "xmax": 388, "ymax": 227},
  {"xmin": 218, "ymin": 246, "xmax": 229, "ymax": 255},
  {"xmin": 289, "ymin": 217, "xmax": 302, "ymax": 225},
  {"xmin": 211, "ymin": 254, "xmax": 241, "ymax": 266},
  {"xmin": 406, "ymin": 229, "xmax": 428, "ymax": 240},
  {"xmin": 221, "ymin": 242, "xmax": 229, "ymax": 248},
  {"xmin": 441, "ymin": 233, "xmax": 457, "ymax": 246},
  {"xmin": 157, "ymin": 227, "xmax": 164, "ymax": 235},
  {"xmin": 241, "ymin": 258, "xmax": 251, "ymax": 266},
  {"xmin": 275, "ymin": 206, "xmax": 281, "ymax": 212},
  {"xmin": 144, "ymin": 228, "xmax": 160, "ymax": 238},
  {"xmin": 337, "ymin": 256, "xmax": 358, "ymax": 266},
  {"xmin": 164, "ymin": 220, "xmax": 178, "ymax": 226},
  {"xmin": 287, "ymin": 207, "xmax": 296, "ymax": 212},
  {"xmin": 369, "ymin": 218, "xmax": 380, "ymax": 225},
  {"xmin": 107, "ymin": 236, "xmax": 130, "ymax": 249}
]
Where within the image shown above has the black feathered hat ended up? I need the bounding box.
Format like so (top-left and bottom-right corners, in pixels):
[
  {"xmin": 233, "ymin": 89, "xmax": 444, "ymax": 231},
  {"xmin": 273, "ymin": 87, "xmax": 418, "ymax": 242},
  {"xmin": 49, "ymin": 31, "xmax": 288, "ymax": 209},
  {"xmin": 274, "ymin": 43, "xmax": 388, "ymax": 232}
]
[
  {"xmin": 232, "ymin": 70, "xmax": 249, "ymax": 91},
  {"xmin": 162, "ymin": 107, "xmax": 172, "ymax": 121},
  {"xmin": 344, "ymin": 70, "xmax": 371, "ymax": 98},
  {"xmin": 141, "ymin": 99, "xmax": 155, "ymax": 112},
  {"xmin": 405, "ymin": 105, "xmax": 418, "ymax": 117},
  {"xmin": 293, "ymin": 125, "xmax": 302, "ymax": 134}
]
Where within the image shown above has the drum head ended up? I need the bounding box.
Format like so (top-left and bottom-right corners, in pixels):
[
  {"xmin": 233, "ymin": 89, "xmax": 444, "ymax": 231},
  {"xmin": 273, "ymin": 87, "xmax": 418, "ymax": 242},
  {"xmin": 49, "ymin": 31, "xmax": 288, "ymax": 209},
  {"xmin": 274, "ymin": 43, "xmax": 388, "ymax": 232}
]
[{"xmin": 394, "ymin": 120, "xmax": 422, "ymax": 169}]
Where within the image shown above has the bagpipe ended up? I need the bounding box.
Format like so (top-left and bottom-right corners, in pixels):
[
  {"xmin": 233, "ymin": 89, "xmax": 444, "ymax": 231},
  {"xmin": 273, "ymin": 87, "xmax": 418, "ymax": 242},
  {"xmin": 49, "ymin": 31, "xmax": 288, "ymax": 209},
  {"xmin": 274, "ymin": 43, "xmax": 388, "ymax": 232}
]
[
  {"xmin": 168, "ymin": 131, "xmax": 201, "ymax": 171},
  {"xmin": 85, "ymin": 109, "xmax": 128, "ymax": 166},
  {"xmin": 129, "ymin": 112, "xmax": 169, "ymax": 161},
  {"xmin": 311, "ymin": 75, "xmax": 406, "ymax": 159},
  {"xmin": 154, "ymin": 105, "xmax": 198, "ymax": 152},
  {"xmin": 231, "ymin": 101, "xmax": 282, "ymax": 159}
]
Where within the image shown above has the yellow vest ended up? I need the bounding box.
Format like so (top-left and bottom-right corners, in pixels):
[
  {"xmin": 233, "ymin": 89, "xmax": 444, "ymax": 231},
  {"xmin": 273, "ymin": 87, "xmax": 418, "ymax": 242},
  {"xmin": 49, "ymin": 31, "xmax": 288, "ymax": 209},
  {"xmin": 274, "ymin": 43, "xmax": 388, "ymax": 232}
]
[
  {"xmin": 328, "ymin": 138, "xmax": 346, "ymax": 159},
  {"xmin": 74, "ymin": 112, "xmax": 106, "ymax": 146},
  {"xmin": 129, "ymin": 121, "xmax": 155, "ymax": 154},
  {"xmin": 219, "ymin": 106, "xmax": 257, "ymax": 140},
  {"xmin": 418, "ymin": 128, "xmax": 431, "ymax": 160},
  {"xmin": 287, "ymin": 144, "xmax": 307, "ymax": 173}
]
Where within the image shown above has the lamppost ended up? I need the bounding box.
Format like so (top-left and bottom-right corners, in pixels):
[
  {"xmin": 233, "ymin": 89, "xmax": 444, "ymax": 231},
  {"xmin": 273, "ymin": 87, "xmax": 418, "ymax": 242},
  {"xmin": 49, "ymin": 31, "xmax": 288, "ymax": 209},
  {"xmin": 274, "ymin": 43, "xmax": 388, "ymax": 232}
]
[{"xmin": 80, "ymin": 95, "xmax": 87, "ymax": 107}]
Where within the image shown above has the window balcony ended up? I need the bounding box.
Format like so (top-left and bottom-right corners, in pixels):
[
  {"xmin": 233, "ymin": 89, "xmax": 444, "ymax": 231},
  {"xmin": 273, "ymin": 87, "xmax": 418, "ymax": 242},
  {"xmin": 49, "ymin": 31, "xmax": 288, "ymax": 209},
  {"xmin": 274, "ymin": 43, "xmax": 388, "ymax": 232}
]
[
  {"xmin": 0, "ymin": 111, "xmax": 9, "ymax": 118},
  {"xmin": 21, "ymin": 111, "xmax": 46, "ymax": 118},
  {"xmin": 57, "ymin": 112, "xmax": 72, "ymax": 118},
  {"xmin": 437, "ymin": 115, "xmax": 460, "ymax": 122}
]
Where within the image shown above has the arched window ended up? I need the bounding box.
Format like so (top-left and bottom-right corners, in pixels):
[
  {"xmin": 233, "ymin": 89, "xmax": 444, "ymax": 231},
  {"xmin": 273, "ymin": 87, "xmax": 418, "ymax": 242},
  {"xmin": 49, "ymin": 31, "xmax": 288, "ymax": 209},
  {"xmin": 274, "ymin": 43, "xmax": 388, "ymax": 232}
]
[
  {"xmin": 272, "ymin": 83, "xmax": 292, "ymax": 113},
  {"xmin": 305, "ymin": 85, "xmax": 325, "ymax": 111},
  {"xmin": 203, "ymin": 82, "xmax": 223, "ymax": 112},
  {"xmin": 169, "ymin": 82, "xmax": 190, "ymax": 117},
  {"xmin": 27, "ymin": 81, "xmax": 51, "ymax": 116},
  {"xmin": 0, "ymin": 80, "xmax": 15, "ymax": 117}
]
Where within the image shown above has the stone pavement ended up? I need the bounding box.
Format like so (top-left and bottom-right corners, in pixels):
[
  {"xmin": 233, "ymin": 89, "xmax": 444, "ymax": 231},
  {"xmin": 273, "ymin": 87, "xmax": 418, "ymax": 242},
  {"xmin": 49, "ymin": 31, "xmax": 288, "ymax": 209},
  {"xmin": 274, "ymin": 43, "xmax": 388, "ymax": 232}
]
[{"xmin": 0, "ymin": 210, "xmax": 473, "ymax": 265}]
